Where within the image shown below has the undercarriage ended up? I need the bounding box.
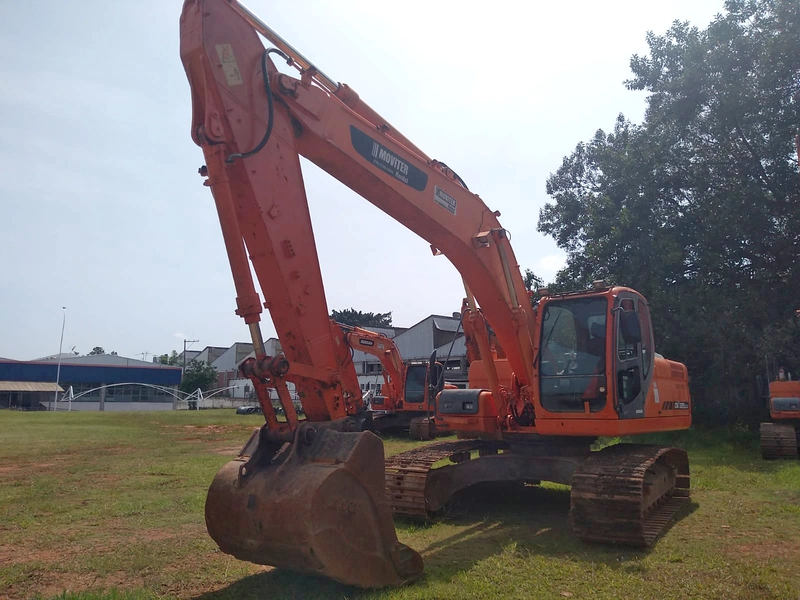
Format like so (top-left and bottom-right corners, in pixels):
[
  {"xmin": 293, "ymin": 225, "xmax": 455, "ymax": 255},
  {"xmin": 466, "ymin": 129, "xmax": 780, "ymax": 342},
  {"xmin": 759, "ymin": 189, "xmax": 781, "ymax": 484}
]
[
  {"xmin": 385, "ymin": 437, "xmax": 690, "ymax": 547},
  {"xmin": 760, "ymin": 422, "xmax": 800, "ymax": 459},
  {"xmin": 360, "ymin": 409, "xmax": 440, "ymax": 440}
]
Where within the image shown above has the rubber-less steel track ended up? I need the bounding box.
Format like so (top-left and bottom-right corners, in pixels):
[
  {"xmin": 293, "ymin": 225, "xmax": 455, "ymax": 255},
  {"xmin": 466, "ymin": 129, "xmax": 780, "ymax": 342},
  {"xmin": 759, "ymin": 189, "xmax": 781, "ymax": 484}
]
[
  {"xmin": 760, "ymin": 422, "xmax": 799, "ymax": 459},
  {"xmin": 569, "ymin": 444, "xmax": 690, "ymax": 547},
  {"xmin": 385, "ymin": 440, "xmax": 501, "ymax": 517},
  {"xmin": 386, "ymin": 440, "xmax": 690, "ymax": 547}
]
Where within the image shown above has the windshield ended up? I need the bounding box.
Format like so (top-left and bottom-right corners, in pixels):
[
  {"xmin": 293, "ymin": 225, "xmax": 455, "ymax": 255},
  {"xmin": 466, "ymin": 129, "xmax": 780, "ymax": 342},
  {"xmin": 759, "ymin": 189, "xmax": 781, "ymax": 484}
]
[
  {"xmin": 539, "ymin": 296, "xmax": 608, "ymax": 413},
  {"xmin": 404, "ymin": 365, "xmax": 426, "ymax": 403}
]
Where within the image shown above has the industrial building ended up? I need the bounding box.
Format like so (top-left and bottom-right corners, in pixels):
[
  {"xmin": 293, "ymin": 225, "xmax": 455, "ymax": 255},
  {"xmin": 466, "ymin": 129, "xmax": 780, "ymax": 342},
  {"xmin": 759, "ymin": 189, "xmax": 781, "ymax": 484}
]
[
  {"xmin": 0, "ymin": 311, "xmax": 469, "ymax": 412},
  {"xmin": 0, "ymin": 355, "xmax": 182, "ymax": 411},
  {"xmin": 194, "ymin": 314, "xmax": 468, "ymax": 402}
]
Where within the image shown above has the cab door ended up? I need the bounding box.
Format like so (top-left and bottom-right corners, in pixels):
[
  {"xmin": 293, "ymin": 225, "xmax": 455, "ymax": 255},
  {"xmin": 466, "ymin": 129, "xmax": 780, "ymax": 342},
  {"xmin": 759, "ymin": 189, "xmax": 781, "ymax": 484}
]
[{"xmin": 614, "ymin": 293, "xmax": 654, "ymax": 419}]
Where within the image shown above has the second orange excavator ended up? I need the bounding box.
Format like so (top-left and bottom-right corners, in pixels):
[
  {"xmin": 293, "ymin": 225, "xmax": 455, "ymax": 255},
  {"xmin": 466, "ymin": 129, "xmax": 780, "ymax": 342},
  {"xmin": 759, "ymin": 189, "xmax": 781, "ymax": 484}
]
[
  {"xmin": 179, "ymin": 0, "xmax": 693, "ymax": 588},
  {"xmin": 337, "ymin": 322, "xmax": 445, "ymax": 438}
]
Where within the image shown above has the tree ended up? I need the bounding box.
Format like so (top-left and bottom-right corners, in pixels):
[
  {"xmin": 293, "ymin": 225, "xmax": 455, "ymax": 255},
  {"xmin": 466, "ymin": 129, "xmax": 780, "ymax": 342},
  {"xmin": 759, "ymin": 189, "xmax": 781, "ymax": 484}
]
[
  {"xmin": 156, "ymin": 351, "xmax": 180, "ymax": 366},
  {"xmin": 180, "ymin": 359, "xmax": 218, "ymax": 393},
  {"xmin": 330, "ymin": 308, "xmax": 393, "ymax": 328},
  {"xmin": 89, "ymin": 347, "xmax": 105, "ymax": 355},
  {"xmin": 538, "ymin": 0, "xmax": 800, "ymax": 426},
  {"xmin": 523, "ymin": 269, "xmax": 544, "ymax": 294}
]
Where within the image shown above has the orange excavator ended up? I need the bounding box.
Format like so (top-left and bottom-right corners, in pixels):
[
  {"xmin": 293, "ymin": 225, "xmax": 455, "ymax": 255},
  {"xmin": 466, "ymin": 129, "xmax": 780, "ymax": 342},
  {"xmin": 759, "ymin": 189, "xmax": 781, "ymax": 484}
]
[
  {"xmin": 338, "ymin": 323, "xmax": 444, "ymax": 438},
  {"xmin": 758, "ymin": 135, "xmax": 800, "ymax": 460},
  {"xmin": 760, "ymin": 378, "xmax": 800, "ymax": 459},
  {"xmin": 179, "ymin": 0, "xmax": 692, "ymax": 588}
]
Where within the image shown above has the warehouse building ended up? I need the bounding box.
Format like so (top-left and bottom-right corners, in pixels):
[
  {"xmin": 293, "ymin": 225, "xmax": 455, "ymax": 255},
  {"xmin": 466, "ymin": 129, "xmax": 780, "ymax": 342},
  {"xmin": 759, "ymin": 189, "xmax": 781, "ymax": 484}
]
[{"xmin": 0, "ymin": 355, "xmax": 182, "ymax": 411}]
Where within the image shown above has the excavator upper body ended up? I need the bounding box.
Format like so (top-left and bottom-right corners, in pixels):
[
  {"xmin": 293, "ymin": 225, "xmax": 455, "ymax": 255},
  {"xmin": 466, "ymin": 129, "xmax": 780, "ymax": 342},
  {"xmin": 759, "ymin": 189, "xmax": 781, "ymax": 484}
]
[{"xmin": 179, "ymin": 0, "xmax": 692, "ymax": 588}]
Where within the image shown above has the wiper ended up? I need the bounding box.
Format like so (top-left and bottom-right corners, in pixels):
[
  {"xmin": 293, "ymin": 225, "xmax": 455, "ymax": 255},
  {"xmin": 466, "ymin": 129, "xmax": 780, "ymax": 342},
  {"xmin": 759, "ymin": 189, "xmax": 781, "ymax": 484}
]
[{"xmin": 533, "ymin": 311, "xmax": 562, "ymax": 369}]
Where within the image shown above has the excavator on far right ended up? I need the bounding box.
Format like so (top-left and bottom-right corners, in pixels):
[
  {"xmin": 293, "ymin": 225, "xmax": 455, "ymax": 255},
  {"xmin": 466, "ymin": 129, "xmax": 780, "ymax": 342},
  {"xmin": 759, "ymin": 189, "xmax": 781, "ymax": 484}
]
[
  {"xmin": 759, "ymin": 133, "xmax": 800, "ymax": 460},
  {"xmin": 761, "ymin": 375, "xmax": 800, "ymax": 459}
]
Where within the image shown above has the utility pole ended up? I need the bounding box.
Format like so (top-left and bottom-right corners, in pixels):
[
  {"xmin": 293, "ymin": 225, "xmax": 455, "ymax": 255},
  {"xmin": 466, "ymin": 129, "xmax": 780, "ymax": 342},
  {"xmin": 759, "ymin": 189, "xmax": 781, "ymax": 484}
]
[
  {"xmin": 53, "ymin": 306, "xmax": 66, "ymax": 411},
  {"xmin": 183, "ymin": 339, "xmax": 199, "ymax": 378}
]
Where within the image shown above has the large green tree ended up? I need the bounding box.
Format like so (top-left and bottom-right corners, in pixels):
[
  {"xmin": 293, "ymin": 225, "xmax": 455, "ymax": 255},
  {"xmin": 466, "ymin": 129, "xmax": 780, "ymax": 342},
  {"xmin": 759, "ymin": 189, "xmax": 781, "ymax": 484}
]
[
  {"xmin": 180, "ymin": 359, "xmax": 218, "ymax": 393},
  {"xmin": 330, "ymin": 308, "xmax": 393, "ymax": 328},
  {"xmin": 538, "ymin": 0, "xmax": 800, "ymax": 425}
]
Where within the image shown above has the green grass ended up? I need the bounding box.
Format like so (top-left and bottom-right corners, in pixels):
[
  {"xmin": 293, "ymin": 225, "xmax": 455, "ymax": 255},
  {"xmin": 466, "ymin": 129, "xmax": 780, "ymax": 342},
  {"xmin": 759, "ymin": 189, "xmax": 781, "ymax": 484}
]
[{"xmin": 1, "ymin": 411, "xmax": 798, "ymax": 600}]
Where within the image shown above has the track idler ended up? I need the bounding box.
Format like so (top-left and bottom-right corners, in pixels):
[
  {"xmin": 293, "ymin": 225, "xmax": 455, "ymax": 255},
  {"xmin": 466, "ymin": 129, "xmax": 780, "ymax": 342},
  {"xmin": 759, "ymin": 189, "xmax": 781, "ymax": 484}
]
[{"xmin": 205, "ymin": 422, "xmax": 423, "ymax": 588}]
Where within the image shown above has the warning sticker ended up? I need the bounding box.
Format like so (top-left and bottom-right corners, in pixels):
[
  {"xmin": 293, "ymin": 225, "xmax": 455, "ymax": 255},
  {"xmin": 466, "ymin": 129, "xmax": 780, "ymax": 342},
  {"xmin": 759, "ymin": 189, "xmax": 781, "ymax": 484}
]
[
  {"xmin": 215, "ymin": 43, "xmax": 244, "ymax": 87},
  {"xmin": 434, "ymin": 186, "xmax": 457, "ymax": 215}
]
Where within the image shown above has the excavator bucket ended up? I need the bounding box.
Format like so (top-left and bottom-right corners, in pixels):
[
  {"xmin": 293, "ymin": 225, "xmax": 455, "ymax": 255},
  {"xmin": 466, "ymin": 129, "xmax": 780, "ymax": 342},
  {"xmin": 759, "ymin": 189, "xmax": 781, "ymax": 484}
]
[{"xmin": 205, "ymin": 423, "xmax": 423, "ymax": 588}]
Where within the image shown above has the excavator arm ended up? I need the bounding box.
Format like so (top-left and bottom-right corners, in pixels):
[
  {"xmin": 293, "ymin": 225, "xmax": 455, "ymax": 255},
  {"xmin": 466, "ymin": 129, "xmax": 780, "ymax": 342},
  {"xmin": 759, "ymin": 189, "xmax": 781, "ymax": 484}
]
[
  {"xmin": 180, "ymin": 0, "xmax": 538, "ymax": 432},
  {"xmin": 179, "ymin": 0, "xmax": 539, "ymax": 585},
  {"xmin": 338, "ymin": 323, "xmax": 405, "ymax": 409}
]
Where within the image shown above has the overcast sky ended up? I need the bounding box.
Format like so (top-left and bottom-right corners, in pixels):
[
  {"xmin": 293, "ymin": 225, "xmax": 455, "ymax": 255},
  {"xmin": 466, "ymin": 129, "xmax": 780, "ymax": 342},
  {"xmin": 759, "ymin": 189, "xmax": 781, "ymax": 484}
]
[{"xmin": 0, "ymin": 0, "xmax": 725, "ymax": 361}]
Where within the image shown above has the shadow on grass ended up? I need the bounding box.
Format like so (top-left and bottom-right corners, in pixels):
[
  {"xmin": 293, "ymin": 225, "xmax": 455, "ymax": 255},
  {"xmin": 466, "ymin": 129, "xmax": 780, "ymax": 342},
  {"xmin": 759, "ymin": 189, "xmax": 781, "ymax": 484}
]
[{"xmin": 195, "ymin": 484, "xmax": 698, "ymax": 600}]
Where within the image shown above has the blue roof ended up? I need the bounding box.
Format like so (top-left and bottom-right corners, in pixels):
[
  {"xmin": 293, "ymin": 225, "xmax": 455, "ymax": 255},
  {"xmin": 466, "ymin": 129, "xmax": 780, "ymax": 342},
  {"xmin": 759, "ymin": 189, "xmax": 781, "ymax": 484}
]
[{"xmin": 0, "ymin": 360, "xmax": 182, "ymax": 386}]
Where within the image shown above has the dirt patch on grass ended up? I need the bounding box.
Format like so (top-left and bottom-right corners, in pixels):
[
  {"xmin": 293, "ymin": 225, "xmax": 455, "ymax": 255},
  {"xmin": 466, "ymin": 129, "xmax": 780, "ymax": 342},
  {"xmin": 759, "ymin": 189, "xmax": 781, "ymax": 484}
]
[
  {"xmin": 170, "ymin": 424, "xmax": 256, "ymax": 443},
  {"xmin": 171, "ymin": 425, "xmax": 254, "ymax": 434},
  {"xmin": 729, "ymin": 540, "xmax": 800, "ymax": 560},
  {"xmin": 0, "ymin": 545, "xmax": 67, "ymax": 566},
  {"xmin": 22, "ymin": 570, "xmax": 147, "ymax": 600}
]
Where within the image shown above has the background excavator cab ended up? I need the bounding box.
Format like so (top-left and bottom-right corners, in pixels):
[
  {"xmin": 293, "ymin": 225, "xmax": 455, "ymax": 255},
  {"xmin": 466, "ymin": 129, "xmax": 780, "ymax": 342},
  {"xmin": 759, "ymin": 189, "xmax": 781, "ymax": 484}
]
[{"xmin": 401, "ymin": 355, "xmax": 444, "ymax": 409}]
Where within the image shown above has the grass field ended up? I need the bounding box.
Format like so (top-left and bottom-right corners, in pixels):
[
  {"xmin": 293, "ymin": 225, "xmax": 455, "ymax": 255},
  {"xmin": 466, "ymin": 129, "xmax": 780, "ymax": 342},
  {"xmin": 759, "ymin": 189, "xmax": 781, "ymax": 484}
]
[{"xmin": 1, "ymin": 410, "xmax": 798, "ymax": 600}]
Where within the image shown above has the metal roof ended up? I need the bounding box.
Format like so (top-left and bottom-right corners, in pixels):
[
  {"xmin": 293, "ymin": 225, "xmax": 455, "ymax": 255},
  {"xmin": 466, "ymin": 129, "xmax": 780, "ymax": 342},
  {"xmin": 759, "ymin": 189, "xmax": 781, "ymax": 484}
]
[
  {"xmin": 0, "ymin": 381, "xmax": 63, "ymax": 392},
  {"xmin": 434, "ymin": 335, "xmax": 467, "ymax": 357},
  {"xmin": 433, "ymin": 317, "xmax": 461, "ymax": 333},
  {"xmin": 40, "ymin": 355, "xmax": 179, "ymax": 369}
]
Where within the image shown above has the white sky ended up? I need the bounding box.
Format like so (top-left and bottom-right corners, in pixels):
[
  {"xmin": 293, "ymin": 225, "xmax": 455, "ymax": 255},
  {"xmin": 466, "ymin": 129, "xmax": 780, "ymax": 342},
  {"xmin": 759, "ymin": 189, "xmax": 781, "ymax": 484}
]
[{"xmin": 0, "ymin": 0, "xmax": 724, "ymax": 360}]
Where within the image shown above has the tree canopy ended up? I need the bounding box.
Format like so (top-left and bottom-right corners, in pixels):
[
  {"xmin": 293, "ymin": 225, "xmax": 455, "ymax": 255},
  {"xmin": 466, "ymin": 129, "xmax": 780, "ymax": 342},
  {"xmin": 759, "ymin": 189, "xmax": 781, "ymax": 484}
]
[
  {"xmin": 330, "ymin": 308, "xmax": 393, "ymax": 328},
  {"xmin": 157, "ymin": 351, "xmax": 181, "ymax": 366},
  {"xmin": 180, "ymin": 359, "xmax": 218, "ymax": 393},
  {"xmin": 538, "ymin": 0, "xmax": 800, "ymax": 425}
]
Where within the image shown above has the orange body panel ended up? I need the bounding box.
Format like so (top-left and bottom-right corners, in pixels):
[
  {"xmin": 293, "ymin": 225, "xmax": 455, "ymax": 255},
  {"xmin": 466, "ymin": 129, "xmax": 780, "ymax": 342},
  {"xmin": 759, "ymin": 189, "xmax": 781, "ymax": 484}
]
[
  {"xmin": 438, "ymin": 320, "xmax": 691, "ymax": 437},
  {"xmin": 769, "ymin": 380, "xmax": 800, "ymax": 421}
]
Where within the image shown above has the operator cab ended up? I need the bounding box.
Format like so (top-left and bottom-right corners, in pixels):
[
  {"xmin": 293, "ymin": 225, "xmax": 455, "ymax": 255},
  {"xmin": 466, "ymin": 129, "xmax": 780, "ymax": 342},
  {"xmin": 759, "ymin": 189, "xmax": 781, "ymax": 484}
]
[
  {"xmin": 537, "ymin": 285, "xmax": 654, "ymax": 419},
  {"xmin": 404, "ymin": 362, "xmax": 444, "ymax": 406}
]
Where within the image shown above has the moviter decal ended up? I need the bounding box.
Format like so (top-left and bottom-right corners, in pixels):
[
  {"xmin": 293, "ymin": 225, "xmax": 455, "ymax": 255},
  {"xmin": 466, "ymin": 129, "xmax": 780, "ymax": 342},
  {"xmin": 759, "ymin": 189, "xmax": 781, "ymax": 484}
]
[
  {"xmin": 350, "ymin": 126, "xmax": 428, "ymax": 191},
  {"xmin": 434, "ymin": 186, "xmax": 457, "ymax": 215}
]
